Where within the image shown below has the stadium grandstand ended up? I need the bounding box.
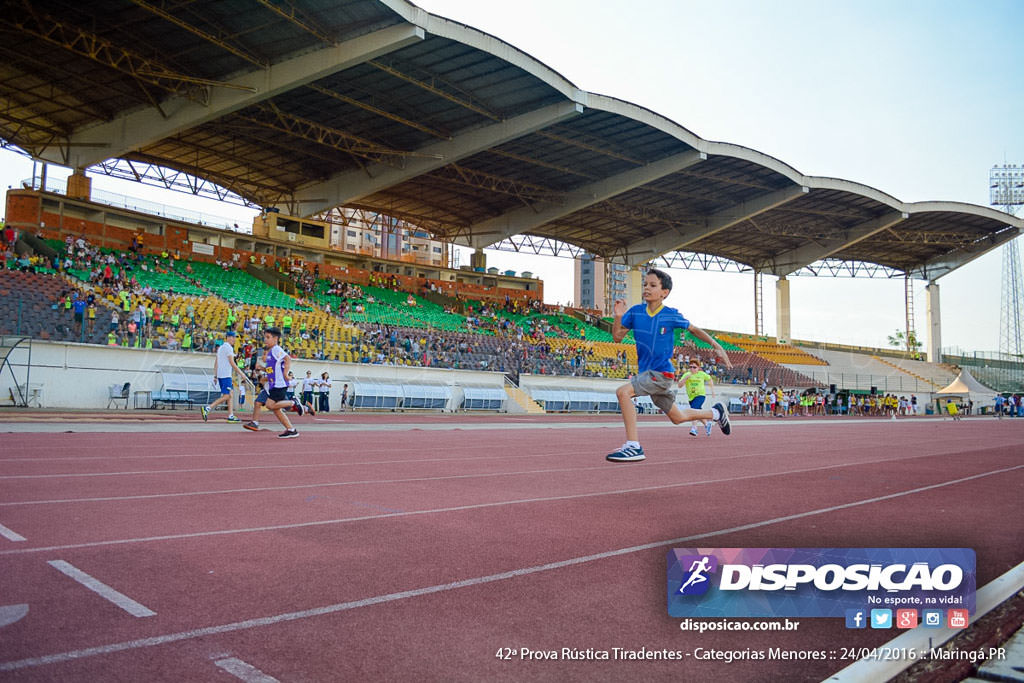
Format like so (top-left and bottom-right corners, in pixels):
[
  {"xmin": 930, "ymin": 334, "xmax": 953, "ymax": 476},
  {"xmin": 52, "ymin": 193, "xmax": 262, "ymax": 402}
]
[
  {"xmin": 0, "ymin": 0, "xmax": 1019, "ymax": 405},
  {"xmin": 1, "ymin": 4, "xmax": 1024, "ymax": 683},
  {"xmin": 1, "ymin": 0, "xmax": 1022, "ymax": 412},
  {"xmin": 2, "ymin": 198, "xmax": 1015, "ymax": 412}
]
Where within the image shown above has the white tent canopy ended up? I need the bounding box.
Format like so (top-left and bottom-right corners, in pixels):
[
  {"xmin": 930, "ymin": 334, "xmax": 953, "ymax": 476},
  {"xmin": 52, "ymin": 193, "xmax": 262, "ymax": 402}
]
[{"xmin": 935, "ymin": 368, "xmax": 998, "ymax": 403}]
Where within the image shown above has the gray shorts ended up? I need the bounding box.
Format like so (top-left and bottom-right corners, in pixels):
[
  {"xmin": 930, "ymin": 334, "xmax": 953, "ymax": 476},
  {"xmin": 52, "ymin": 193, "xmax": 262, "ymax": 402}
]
[{"xmin": 631, "ymin": 370, "xmax": 677, "ymax": 414}]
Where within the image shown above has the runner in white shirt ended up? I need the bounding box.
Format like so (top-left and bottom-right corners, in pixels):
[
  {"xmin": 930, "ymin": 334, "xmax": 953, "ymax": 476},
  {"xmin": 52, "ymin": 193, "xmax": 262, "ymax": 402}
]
[{"xmin": 201, "ymin": 331, "xmax": 248, "ymax": 422}]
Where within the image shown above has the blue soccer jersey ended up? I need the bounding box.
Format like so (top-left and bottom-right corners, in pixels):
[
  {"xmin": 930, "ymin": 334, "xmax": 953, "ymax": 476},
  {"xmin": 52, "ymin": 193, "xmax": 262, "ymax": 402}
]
[{"xmin": 620, "ymin": 304, "xmax": 690, "ymax": 374}]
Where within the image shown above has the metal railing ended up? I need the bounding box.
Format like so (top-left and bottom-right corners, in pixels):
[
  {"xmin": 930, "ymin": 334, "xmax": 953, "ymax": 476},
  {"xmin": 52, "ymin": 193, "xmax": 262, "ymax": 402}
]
[
  {"xmin": 23, "ymin": 176, "xmax": 256, "ymax": 233},
  {"xmin": 941, "ymin": 347, "xmax": 1024, "ymax": 393},
  {"xmin": 761, "ymin": 369, "xmax": 932, "ymax": 393}
]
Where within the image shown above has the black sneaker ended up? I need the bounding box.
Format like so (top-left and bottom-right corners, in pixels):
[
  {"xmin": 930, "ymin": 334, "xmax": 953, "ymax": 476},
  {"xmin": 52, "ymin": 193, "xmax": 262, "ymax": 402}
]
[
  {"xmin": 713, "ymin": 403, "xmax": 731, "ymax": 435},
  {"xmin": 293, "ymin": 402, "xmax": 305, "ymax": 416},
  {"xmin": 278, "ymin": 429, "xmax": 299, "ymax": 439}
]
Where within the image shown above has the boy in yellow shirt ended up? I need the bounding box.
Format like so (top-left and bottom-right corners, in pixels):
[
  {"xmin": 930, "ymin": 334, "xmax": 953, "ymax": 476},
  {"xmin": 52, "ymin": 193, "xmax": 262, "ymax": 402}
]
[{"xmin": 679, "ymin": 359, "xmax": 715, "ymax": 436}]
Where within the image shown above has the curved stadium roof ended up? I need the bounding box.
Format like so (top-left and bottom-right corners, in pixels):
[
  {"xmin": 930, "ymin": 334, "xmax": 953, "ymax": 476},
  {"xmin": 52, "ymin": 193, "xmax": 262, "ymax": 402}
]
[{"xmin": 0, "ymin": 0, "xmax": 1019, "ymax": 279}]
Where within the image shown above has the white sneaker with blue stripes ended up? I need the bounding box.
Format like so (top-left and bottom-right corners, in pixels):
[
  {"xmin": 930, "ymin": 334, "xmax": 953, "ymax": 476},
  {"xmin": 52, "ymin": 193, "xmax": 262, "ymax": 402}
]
[
  {"xmin": 606, "ymin": 443, "xmax": 646, "ymax": 462},
  {"xmin": 713, "ymin": 403, "xmax": 731, "ymax": 435}
]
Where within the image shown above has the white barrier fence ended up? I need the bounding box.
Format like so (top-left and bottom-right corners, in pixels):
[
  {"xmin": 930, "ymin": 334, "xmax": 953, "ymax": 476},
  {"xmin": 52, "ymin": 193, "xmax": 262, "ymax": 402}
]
[
  {"xmin": 0, "ymin": 341, "xmax": 936, "ymax": 414},
  {"xmin": 0, "ymin": 340, "xmax": 506, "ymax": 411}
]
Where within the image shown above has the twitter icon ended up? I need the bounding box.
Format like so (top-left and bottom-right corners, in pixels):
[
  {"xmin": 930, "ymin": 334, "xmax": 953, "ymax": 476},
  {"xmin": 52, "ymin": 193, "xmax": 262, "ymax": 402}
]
[{"xmin": 871, "ymin": 609, "xmax": 893, "ymax": 629}]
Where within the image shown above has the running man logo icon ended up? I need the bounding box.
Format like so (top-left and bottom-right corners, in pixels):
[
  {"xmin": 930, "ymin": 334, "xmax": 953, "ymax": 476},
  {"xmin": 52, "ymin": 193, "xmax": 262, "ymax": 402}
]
[{"xmin": 676, "ymin": 555, "xmax": 718, "ymax": 596}]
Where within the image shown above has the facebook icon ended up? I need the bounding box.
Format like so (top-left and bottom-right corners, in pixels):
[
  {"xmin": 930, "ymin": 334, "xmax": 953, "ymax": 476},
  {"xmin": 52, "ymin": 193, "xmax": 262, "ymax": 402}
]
[{"xmin": 845, "ymin": 609, "xmax": 867, "ymax": 629}]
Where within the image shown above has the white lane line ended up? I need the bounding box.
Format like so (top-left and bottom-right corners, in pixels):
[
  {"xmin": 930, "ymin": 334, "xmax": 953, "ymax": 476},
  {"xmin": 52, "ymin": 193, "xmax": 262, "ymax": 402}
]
[
  {"xmin": 0, "ymin": 427, "xmax": 1007, "ymax": 481},
  {"xmin": 0, "ymin": 450, "xmax": 567, "ymax": 480},
  {"xmin": 0, "ymin": 522, "xmax": 26, "ymax": 542},
  {"xmin": 3, "ymin": 457, "xmax": 1020, "ymax": 558},
  {"xmin": 1, "ymin": 465, "xmax": 1018, "ymax": 673},
  {"xmin": 0, "ymin": 451, "xmax": 769, "ymax": 506},
  {"xmin": 0, "ymin": 439, "xmax": 509, "ymax": 462},
  {"xmin": 0, "ymin": 604, "xmax": 28, "ymax": 628},
  {"xmin": 0, "ymin": 416, "xmax": 960, "ymax": 433},
  {"xmin": 0, "ymin": 416, "xmax": 972, "ymax": 461},
  {"xmin": 0, "ymin": 439, "xmax": 1010, "ymax": 507},
  {"xmin": 47, "ymin": 561, "xmax": 156, "ymax": 618},
  {"xmin": 213, "ymin": 657, "xmax": 280, "ymax": 683}
]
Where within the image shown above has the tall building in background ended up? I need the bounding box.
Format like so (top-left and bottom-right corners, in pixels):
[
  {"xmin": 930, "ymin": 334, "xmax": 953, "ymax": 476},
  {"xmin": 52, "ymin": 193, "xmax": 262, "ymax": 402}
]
[
  {"xmin": 574, "ymin": 252, "xmax": 631, "ymax": 314},
  {"xmin": 319, "ymin": 207, "xmax": 447, "ymax": 267}
]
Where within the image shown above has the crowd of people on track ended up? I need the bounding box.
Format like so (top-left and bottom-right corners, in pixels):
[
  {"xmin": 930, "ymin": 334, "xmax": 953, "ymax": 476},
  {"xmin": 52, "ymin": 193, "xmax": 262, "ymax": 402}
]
[{"xmin": 735, "ymin": 387, "xmax": 921, "ymax": 417}]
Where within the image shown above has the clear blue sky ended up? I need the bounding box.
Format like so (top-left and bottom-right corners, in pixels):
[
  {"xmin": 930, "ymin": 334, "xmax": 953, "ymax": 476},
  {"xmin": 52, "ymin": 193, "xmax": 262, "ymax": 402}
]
[
  {"xmin": 415, "ymin": 0, "xmax": 1024, "ymax": 352},
  {"xmin": 2, "ymin": 0, "xmax": 1022, "ymax": 351}
]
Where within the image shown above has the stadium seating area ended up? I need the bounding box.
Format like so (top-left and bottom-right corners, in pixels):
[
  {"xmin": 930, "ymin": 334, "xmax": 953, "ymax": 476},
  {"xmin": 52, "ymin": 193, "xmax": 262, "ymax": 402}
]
[
  {"xmin": 0, "ymin": 270, "xmax": 113, "ymax": 344},
  {"xmin": 185, "ymin": 261, "xmax": 306, "ymax": 309},
  {"xmin": 674, "ymin": 329, "xmax": 741, "ymax": 352},
  {"xmin": 871, "ymin": 355, "xmax": 957, "ymax": 389},
  {"xmin": 717, "ymin": 332, "xmax": 828, "ymax": 366},
  {"xmin": 720, "ymin": 351, "xmax": 824, "ymax": 388},
  {"xmin": 780, "ymin": 347, "xmax": 953, "ymax": 393},
  {"xmin": 0, "ymin": 235, "xmax": 975, "ymax": 390},
  {"xmin": 353, "ymin": 324, "xmax": 582, "ymax": 375},
  {"xmin": 336, "ymin": 285, "xmax": 463, "ymax": 330},
  {"xmin": 130, "ymin": 265, "xmax": 206, "ymax": 297}
]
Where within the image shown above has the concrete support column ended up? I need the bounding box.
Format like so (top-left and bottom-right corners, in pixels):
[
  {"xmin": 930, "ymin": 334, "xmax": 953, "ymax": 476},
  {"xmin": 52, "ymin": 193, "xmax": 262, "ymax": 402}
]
[
  {"xmin": 926, "ymin": 281, "xmax": 941, "ymax": 362},
  {"xmin": 470, "ymin": 248, "xmax": 487, "ymax": 271},
  {"xmin": 66, "ymin": 169, "xmax": 91, "ymax": 200},
  {"xmin": 753, "ymin": 270, "xmax": 764, "ymax": 336},
  {"xmin": 775, "ymin": 276, "xmax": 791, "ymax": 343}
]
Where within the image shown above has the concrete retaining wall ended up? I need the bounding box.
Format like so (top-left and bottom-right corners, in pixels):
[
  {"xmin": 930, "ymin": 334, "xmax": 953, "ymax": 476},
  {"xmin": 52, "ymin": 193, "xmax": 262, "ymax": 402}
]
[{"xmin": 0, "ymin": 340, "xmax": 504, "ymax": 410}]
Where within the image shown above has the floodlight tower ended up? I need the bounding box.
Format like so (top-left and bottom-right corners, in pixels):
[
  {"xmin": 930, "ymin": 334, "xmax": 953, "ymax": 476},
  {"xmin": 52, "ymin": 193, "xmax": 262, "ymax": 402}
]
[{"xmin": 990, "ymin": 164, "xmax": 1024, "ymax": 356}]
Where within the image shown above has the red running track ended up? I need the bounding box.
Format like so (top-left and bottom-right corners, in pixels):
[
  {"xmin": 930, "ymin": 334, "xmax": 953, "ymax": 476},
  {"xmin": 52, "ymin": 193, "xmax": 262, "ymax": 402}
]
[{"xmin": 0, "ymin": 416, "xmax": 1022, "ymax": 682}]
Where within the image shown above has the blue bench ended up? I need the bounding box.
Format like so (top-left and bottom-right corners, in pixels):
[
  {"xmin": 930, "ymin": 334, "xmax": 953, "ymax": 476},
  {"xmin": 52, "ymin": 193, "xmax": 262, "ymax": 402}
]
[
  {"xmin": 149, "ymin": 366, "xmax": 215, "ymax": 409},
  {"xmin": 150, "ymin": 389, "xmax": 193, "ymax": 409},
  {"xmin": 462, "ymin": 386, "xmax": 506, "ymax": 411}
]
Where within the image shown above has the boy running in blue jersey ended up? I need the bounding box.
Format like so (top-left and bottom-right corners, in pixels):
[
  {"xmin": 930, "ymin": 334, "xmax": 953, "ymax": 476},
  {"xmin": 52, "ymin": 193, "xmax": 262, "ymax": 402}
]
[{"xmin": 607, "ymin": 269, "xmax": 732, "ymax": 462}]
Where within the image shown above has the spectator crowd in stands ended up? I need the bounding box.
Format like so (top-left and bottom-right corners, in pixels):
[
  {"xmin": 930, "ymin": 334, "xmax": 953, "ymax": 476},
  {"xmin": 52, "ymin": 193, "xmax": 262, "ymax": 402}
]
[
  {"xmin": 12, "ymin": 232, "xmax": 988, "ymax": 401},
  {"xmin": 352, "ymin": 323, "xmax": 609, "ymax": 378}
]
